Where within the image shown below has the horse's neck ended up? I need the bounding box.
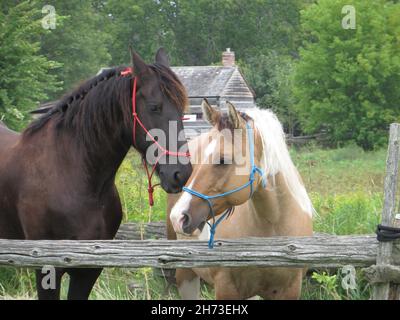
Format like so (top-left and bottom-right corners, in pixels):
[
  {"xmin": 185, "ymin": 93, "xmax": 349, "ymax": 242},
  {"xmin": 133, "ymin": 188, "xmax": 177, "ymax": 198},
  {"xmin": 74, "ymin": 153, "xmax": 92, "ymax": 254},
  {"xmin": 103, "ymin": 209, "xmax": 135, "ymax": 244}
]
[
  {"xmin": 67, "ymin": 89, "xmax": 132, "ymax": 194},
  {"xmin": 249, "ymin": 173, "xmax": 287, "ymax": 224},
  {"xmin": 84, "ymin": 142, "xmax": 130, "ymax": 195},
  {"xmin": 50, "ymin": 122, "xmax": 130, "ymax": 196},
  {"xmin": 248, "ymin": 173, "xmax": 311, "ymax": 235}
]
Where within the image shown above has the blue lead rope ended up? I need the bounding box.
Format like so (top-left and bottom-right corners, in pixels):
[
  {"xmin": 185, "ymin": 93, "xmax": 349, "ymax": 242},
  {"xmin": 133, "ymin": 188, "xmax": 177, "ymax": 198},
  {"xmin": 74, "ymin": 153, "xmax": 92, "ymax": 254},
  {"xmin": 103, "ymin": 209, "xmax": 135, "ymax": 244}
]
[{"xmin": 182, "ymin": 122, "xmax": 267, "ymax": 248}]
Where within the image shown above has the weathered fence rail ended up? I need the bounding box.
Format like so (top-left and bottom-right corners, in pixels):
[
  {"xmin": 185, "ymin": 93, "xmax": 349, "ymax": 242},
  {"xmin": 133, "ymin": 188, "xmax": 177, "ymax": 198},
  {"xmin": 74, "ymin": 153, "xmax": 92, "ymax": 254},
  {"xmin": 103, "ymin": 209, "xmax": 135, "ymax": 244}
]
[
  {"xmin": 116, "ymin": 222, "xmax": 166, "ymax": 240},
  {"xmin": 116, "ymin": 222, "xmax": 330, "ymax": 241},
  {"xmin": 0, "ymin": 235, "xmax": 395, "ymax": 269},
  {"xmin": 286, "ymin": 133, "xmax": 328, "ymax": 146}
]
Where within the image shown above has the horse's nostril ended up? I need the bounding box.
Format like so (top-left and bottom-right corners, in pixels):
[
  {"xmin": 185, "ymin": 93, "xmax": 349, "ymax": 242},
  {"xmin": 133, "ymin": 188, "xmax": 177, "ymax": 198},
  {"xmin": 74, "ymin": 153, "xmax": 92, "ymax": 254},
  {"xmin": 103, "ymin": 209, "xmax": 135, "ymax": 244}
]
[
  {"xmin": 174, "ymin": 170, "xmax": 181, "ymax": 182},
  {"xmin": 174, "ymin": 170, "xmax": 186, "ymax": 186},
  {"xmin": 181, "ymin": 212, "xmax": 191, "ymax": 229}
]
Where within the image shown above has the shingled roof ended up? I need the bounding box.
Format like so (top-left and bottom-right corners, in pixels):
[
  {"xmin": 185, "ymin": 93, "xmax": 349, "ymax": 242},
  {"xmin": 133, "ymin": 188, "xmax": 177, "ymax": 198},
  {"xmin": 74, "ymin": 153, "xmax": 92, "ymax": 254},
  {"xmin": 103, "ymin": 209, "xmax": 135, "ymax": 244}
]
[
  {"xmin": 172, "ymin": 55, "xmax": 257, "ymax": 139},
  {"xmin": 172, "ymin": 66, "xmax": 256, "ymax": 114}
]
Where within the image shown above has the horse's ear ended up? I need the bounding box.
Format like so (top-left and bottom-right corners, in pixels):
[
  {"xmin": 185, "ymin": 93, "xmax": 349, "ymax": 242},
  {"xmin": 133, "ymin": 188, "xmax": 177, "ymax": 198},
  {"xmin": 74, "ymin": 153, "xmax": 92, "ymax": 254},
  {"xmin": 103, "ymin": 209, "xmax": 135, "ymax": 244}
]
[
  {"xmin": 130, "ymin": 46, "xmax": 148, "ymax": 75},
  {"xmin": 155, "ymin": 48, "xmax": 170, "ymax": 68},
  {"xmin": 202, "ymin": 99, "xmax": 219, "ymax": 126},
  {"xmin": 226, "ymin": 101, "xmax": 243, "ymax": 129}
]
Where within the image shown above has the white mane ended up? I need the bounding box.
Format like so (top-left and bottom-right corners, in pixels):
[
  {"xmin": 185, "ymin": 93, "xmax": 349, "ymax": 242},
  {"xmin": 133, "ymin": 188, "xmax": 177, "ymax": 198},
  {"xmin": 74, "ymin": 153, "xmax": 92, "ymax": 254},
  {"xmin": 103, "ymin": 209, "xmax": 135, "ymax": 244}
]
[{"xmin": 245, "ymin": 108, "xmax": 314, "ymax": 217}]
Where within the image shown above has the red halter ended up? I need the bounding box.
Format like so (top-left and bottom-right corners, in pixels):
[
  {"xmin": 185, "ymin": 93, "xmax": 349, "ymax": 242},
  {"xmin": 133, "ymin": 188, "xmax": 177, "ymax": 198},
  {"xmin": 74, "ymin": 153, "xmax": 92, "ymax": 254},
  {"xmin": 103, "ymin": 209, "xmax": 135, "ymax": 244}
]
[{"xmin": 121, "ymin": 67, "xmax": 190, "ymax": 206}]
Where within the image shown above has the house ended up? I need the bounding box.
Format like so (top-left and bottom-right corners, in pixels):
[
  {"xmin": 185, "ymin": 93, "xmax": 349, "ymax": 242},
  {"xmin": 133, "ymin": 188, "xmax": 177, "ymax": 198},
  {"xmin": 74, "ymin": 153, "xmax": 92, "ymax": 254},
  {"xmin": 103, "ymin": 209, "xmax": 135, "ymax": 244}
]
[{"xmin": 172, "ymin": 49, "xmax": 257, "ymax": 138}]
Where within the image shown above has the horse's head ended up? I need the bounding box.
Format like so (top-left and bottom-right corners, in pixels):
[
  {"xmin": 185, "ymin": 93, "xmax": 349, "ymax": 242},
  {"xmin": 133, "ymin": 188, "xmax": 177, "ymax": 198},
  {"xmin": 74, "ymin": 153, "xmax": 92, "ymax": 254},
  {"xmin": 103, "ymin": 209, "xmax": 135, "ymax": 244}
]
[
  {"xmin": 127, "ymin": 48, "xmax": 192, "ymax": 193},
  {"xmin": 170, "ymin": 100, "xmax": 264, "ymax": 236}
]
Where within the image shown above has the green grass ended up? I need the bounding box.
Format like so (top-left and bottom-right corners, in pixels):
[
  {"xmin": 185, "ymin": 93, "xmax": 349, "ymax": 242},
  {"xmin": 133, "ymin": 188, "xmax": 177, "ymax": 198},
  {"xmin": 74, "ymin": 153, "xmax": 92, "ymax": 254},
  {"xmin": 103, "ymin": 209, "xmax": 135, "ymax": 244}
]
[
  {"xmin": 292, "ymin": 144, "xmax": 388, "ymax": 300},
  {"xmin": 0, "ymin": 144, "xmax": 393, "ymax": 300},
  {"xmin": 116, "ymin": 152, "xmax": 167, "ymax": 223},
  {"xmin": 312, "ymin": 192, "xmax": 382, "ymax": 235},
  {"xmin": 291, "ymin": 142, "xmax": 386, "ymax": 195},
  {"xmin": 301, "ymin": 269, "xmax": 372, "ymax": 300}
]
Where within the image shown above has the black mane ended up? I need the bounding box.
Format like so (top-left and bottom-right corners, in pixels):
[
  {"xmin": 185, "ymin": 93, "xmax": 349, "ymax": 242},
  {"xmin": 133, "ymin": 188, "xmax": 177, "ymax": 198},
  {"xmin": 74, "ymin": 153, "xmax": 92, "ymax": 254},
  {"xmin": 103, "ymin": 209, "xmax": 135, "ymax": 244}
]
[
  {"xmin": 24, "ymin": 67, "xmax": 128, "ymax": 136},
  {"xmin": 23, "ymin": 64, "xmax": 188, "ymax": 153}
]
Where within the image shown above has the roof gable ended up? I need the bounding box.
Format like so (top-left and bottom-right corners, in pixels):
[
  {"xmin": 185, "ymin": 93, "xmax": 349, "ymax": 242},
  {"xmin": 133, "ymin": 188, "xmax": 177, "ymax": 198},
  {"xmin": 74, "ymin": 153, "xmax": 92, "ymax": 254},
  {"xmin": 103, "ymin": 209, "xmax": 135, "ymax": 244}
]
[{"xmin": 171, "ymin": 66, "xmax": 254, "ymax": 99}]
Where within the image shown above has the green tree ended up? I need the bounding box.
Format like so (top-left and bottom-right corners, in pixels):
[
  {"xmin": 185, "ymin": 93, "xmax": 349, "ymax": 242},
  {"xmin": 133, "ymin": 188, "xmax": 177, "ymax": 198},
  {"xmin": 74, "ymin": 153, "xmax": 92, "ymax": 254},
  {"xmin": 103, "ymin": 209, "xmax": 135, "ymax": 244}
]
[
  {"xmin": 165, "ymin": 0, "xmax": 305, "ymax": 65},
  {"xmin": 241, "ymin": 52, "xmax": 297, "ymax": 134},
  {"xmin": 0, "ymin": 1, "xmax": 61, "ymax": 130},
  {"xmin": 40, "ymin": 1, "xmax": 111, "ymax": 93},
  {"xmin": 293, "ymin": 0, "xmax": 400, "ymax": 149},
  {"xmin": 100, "ymin": 0, "xmax": 171, "ymax": 65}
]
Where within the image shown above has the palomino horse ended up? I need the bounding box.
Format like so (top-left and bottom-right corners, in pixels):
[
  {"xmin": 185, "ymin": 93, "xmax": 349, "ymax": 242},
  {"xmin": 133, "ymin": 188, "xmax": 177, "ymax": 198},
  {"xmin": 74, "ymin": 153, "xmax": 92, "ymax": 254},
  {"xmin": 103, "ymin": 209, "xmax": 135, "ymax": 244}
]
[
  {"xmin": 168, "ymin": 100, "xmax": 313, "ymax": 300},
  {"xmin": 0, "ymin": 48, "xmax": 192, "ymax": 299}
]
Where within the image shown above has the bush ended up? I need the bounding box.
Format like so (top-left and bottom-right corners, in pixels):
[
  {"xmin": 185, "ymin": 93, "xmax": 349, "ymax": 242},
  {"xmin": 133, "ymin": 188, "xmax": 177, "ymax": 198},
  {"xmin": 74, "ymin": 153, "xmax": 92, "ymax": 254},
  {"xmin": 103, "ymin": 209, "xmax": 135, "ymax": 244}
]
[{"xmin": 293, "ymin": 0, "xmax": 400, "ymax": 150}]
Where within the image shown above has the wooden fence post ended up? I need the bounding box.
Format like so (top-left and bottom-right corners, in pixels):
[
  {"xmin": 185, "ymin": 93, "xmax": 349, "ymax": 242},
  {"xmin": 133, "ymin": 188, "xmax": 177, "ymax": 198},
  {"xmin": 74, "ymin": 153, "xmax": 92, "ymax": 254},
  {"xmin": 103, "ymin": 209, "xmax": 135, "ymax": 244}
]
[{"xmin": 372, "ymin": 123, "xmax": 400, "ymax": 300}]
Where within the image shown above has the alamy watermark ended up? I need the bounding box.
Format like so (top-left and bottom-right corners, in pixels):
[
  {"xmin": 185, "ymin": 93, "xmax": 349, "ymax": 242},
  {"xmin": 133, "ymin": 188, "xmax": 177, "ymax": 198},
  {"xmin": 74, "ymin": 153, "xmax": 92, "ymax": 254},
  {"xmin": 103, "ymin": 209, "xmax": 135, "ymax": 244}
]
[
  {"xmin": 342, "ymin": 5, "xmax": 356, "ymax": 30},
  {"xmin": 144, "ymin": 121, "xmax": 252, "ymax": 176},
  {"xmin": 42, "ymin": 5, "xmax": 56, "ymax": 30},
  {"xmin": 341, "ymin": 265, "xmax": 357, "ymax": 290},
  {"xmin": 41, "ymin": 265, "xmax": 56, "ymax": 290}
]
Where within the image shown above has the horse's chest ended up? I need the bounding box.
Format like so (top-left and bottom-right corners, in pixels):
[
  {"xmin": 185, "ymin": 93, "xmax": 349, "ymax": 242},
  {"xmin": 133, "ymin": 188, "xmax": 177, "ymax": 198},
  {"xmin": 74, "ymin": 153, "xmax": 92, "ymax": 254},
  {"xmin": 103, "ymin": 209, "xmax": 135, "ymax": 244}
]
[{"xmin": 216, "ymin": 267, "xmax": 301, "ymax": 299}]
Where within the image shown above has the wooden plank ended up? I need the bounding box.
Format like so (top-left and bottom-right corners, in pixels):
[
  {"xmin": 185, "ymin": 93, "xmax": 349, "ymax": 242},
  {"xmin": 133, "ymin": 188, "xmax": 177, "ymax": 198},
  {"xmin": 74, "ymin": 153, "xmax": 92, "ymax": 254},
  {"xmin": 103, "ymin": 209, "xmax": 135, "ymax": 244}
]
[
  {"xmin": 392, "ymin": 170, "xmax": 400, "ymax": 299},
  {"xmin": 115, "ymin": 222, "xmax": 329, "ymax": 241},
  {"xmin": 363, "ymin": 265, "xmax": 400, "ymax": 285},
  {"xmin": 286, "ymin": 133, "xmax": 328, "ymax": 146},
  {"xmin": 372, "ymin": 123, "xmax": 400, "ymax": 300},
  {"xmin": 0, "ymin": 235, "xmax": 394, "ymax": 269},
  {"xmin": 116, "ymin": 222, "xmax": 166, "ymax": 240}
]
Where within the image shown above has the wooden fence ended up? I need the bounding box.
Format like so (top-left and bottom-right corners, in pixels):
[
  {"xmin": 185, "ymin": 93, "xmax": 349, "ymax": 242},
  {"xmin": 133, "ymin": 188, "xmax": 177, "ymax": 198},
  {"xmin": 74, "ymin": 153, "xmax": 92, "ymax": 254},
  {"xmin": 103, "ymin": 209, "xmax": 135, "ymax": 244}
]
[
  {"xmin": 0, "ymin": 124, "xmax": 399, "ymax": 299},
  {"xmin": 0, "ymin": 235, "xmax": 392, "ymax": 269}
]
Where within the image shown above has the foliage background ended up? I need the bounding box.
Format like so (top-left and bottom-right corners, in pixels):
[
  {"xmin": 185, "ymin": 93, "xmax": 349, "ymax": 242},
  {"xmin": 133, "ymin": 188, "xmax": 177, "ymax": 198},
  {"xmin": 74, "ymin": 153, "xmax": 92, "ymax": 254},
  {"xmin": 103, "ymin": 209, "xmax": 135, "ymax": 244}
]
[
  {"xmin": 293, "ymin": 0, "xmax": 400, "ymax": 150},
  {"xmin": 0, "ymin": 0, "xmax": 400, "ymax": 300},
  {"xmin": 2, "ymin": 0, "xmax": 399, "ymax": 148}
]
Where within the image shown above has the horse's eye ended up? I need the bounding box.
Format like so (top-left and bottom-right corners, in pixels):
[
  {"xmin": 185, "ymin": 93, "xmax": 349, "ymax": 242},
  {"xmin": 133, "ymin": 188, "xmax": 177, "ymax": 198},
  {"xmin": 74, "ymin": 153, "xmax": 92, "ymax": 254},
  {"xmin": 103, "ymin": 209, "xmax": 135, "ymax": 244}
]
[{"xmin": 149, "ymin": 104, "xmax": 161, "ymax": 113}]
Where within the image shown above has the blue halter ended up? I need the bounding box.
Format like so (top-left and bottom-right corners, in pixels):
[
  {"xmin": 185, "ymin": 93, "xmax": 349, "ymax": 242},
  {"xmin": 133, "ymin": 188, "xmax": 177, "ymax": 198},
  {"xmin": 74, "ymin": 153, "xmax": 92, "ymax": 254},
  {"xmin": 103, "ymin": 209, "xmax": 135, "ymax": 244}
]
[{"xmin": 182, "ymin": 122, "xmax": 267, "ymax": 248}]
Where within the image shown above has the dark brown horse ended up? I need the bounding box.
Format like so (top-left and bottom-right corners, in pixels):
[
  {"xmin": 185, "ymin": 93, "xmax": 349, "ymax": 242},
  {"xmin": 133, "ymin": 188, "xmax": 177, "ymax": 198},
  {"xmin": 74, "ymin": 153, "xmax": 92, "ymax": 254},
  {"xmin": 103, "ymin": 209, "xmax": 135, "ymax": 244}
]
[{"xmin": 0, "ymin": 48, "xmax": 192, "ymax": 299}]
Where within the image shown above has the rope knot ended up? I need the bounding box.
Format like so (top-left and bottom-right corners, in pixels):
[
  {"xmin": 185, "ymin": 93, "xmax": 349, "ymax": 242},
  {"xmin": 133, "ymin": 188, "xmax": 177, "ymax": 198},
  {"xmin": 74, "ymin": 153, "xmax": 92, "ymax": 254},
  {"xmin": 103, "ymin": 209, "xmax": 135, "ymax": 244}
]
[
  {"xmin": 147, "ymin": 186, "xmax": 155, "ymax": 206},
  {"xmin": 208, "ymin": 226, "xmax": 216, "ymax": 249}
]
